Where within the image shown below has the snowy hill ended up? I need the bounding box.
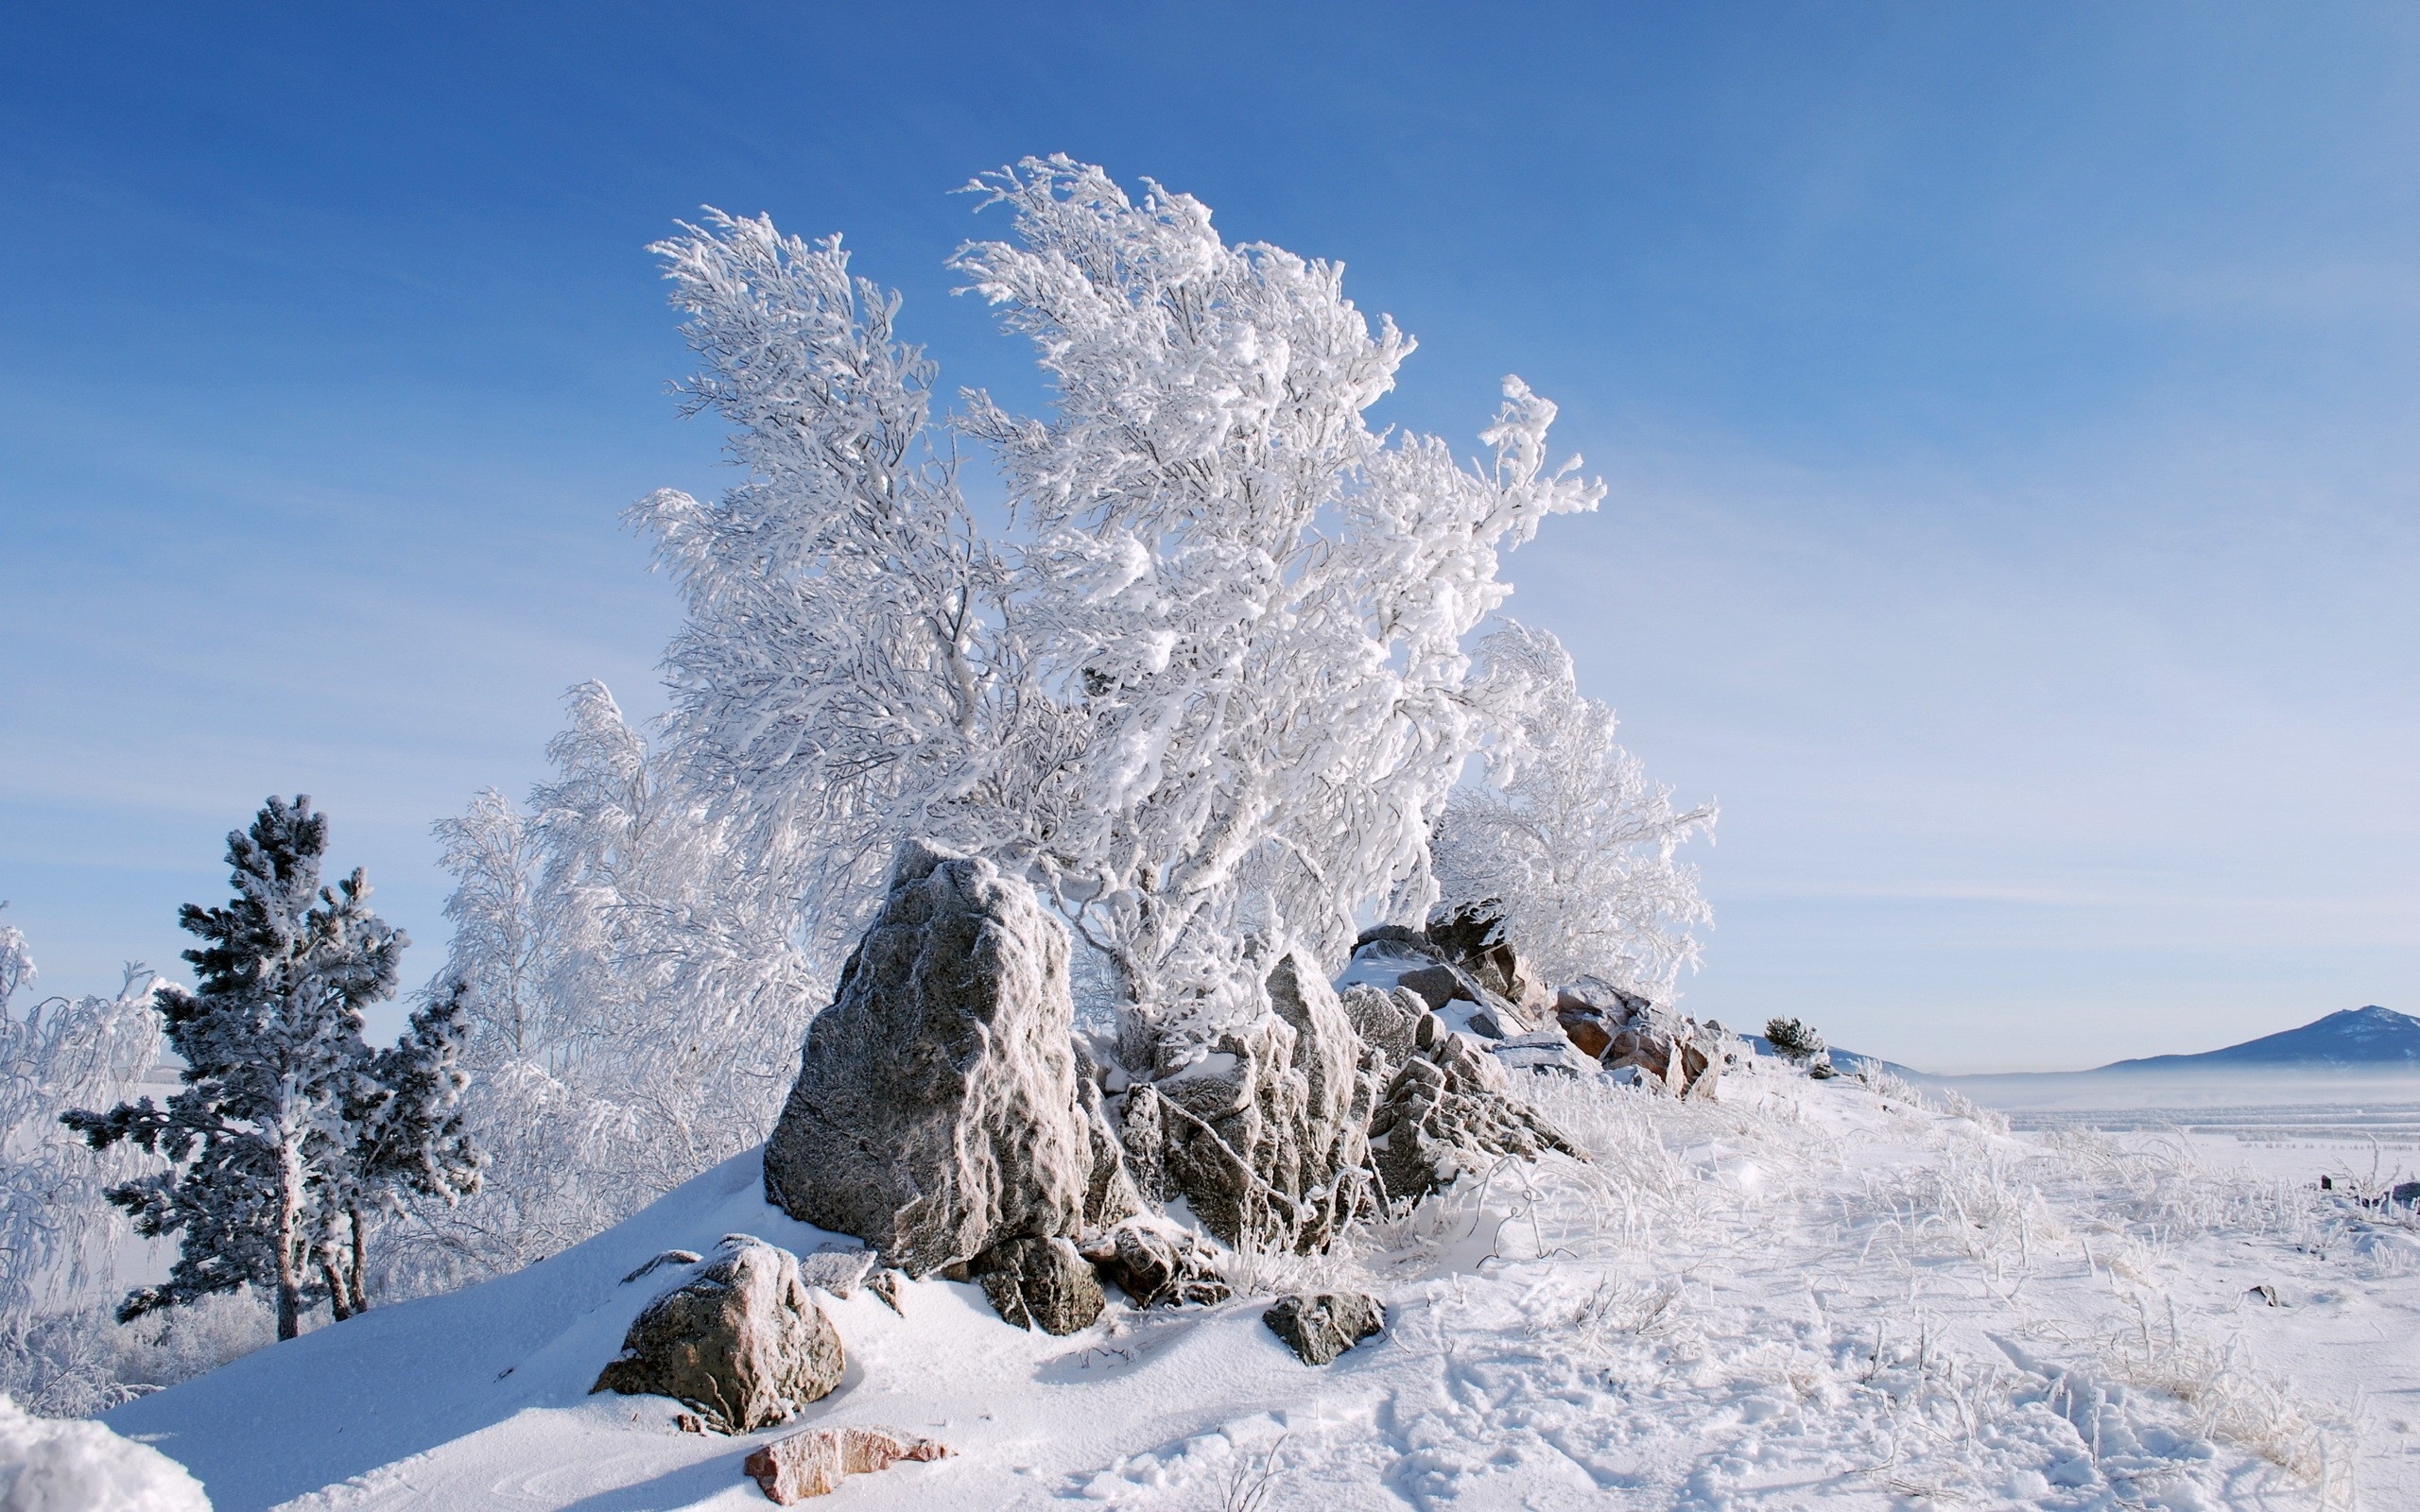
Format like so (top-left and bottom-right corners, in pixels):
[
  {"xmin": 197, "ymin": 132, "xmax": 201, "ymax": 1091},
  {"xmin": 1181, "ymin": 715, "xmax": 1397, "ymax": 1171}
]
[
  {"xmin": 2100, "ymin": 1004, "xmax": 2420, "ymax": 1072},
  {"xmin": 104, "ymin": 1058, "xmax": 2417, "ymax": 1511}
]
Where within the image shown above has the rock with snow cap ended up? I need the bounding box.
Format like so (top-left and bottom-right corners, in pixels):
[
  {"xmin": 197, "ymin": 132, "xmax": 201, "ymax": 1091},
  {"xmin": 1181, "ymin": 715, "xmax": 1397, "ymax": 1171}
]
[
  {"xmin": 1081, "ymin": 1221, "xmax": 1232, "ymax": 1309},
  {"xmin": 1130, "ymin": 948, "xmax": 1379, "ymax": 1250},
  {"xmin": 591, "ymin": 1234, "xmax": 844, "ymax": 1434}
]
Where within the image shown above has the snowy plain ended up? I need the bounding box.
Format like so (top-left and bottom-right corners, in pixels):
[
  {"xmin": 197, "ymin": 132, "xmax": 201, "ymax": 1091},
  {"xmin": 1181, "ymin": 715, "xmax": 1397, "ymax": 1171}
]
[{"xmin": 106, "ymin": 1055, "xmax": 2419, "ymax": 1512}]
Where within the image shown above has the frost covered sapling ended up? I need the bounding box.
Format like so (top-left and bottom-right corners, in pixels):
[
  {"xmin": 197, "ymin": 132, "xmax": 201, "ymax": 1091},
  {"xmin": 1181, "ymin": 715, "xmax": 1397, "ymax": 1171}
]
[
  {"xmin": 1763, "ymin": 1016, "xmax": 1830, "ymax": 1072},
  {"xmin": 1434, "ymin": 621, "xmax": 1714, "ymax": 998},
  {"xmin": 66, "ymin": 799, "xmax": 476, "ymax": 1340},
  {"xmin": 0, "ymin": 906, "xmax": 164, "ymax": 1411}
]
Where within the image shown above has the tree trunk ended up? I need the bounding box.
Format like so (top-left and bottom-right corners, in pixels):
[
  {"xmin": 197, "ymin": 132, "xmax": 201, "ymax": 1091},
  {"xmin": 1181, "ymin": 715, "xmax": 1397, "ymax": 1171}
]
[
  {"xmin": 346, "ymin": 1203, "xmax": 370, "ymax": 1316},
  {"xmin": 273, "ymin": 1165, "xmax": 303, "ymax": 1342},
  {"xmin": 273, "ymin": 1121, "xmax": 308, "ymax": 1341},
  {"xmin": 320, "ymin": 1258, "xmax": 353, "ymax": 1321}
]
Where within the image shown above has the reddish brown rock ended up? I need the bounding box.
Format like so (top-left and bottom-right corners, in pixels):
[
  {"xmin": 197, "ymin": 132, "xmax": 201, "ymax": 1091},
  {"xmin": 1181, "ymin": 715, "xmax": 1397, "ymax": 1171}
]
[{"xmin": 742, "ymin": 1427, "xmax": 948, "ymax": 1503}]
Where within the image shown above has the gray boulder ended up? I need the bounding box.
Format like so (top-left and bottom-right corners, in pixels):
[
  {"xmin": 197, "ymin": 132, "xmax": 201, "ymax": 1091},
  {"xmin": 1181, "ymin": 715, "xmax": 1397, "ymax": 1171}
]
[
  {"xmin": 763, "ymin": 840, "xmax": 1113, "ymax": 1276},
  {"xmin": 971, "ymin": 1235, "xmax": 1105, "ymax": 1334},
  {"xmin": 1424, "ymin": 899, "xmax": 1540, "ymax": 1006},
  {"xmin": 591, "ymin": 1235, "xmax": 844, "ymax": 1433},
  {"xmin": 1262, "ymin": 1292, "xmax": 1386, "ymax": 1366}
]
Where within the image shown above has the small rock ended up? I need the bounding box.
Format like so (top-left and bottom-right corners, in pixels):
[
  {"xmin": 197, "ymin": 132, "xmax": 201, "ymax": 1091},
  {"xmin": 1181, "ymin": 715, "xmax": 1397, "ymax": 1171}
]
[
  {"xmin": 621, "ymin": 1249, "xmax": 703, "ymax": 1284},
  {"xmin": 591, "ymin": 1235, "xmax": 845, "ymax": 1433},
  {"xmin": 674, "ymin": 1411, "xmax": 706, "ymax": 1435},
  {"xmin": 868, "ymin": 1268, "xmax": 906, "ymax": 1314},
  {"xmin": 972, "ymin": 1235, "xmax": 1105, "ymax": 1334},
  {"xmin": 1262, "ymin": 1292, "xmax": 1386, "ymax": 1366},
  {"xmin": 798, "ymin": 1244, "xmax": 875, "ymax": 1298},
  {"xmin": 2247, "ymin": 1283, "xmax": 2283, "ymax": 1307},
  {"xmin": 742, "ymin": 1426, "xmax": 948, "ymax": 1504},
  {"xmin": 1083, "ymin": 1222, "xmax": 1231, "ymax": 1309}
]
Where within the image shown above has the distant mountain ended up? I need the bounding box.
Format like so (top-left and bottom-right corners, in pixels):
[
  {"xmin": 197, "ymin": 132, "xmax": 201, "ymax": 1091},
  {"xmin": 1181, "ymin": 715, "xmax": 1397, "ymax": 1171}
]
[{"xmin": 2099, "ymin": 1005, "xmax": 2420, "ymax": 1072}]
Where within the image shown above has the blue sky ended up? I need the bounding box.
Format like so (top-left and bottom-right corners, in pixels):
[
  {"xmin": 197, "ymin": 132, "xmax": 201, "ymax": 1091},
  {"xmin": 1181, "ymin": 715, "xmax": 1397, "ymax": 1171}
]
[{"xmin": 4, "ymin": 3, "xmax": 2414, "ymax": 1071}]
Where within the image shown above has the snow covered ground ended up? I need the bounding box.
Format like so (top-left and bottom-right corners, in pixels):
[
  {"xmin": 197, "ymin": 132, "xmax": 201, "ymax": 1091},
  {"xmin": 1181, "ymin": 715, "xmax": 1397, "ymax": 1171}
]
[{"xmin": 106, "ymin": 1057, "xmax": 2417, "ymax": 1510}]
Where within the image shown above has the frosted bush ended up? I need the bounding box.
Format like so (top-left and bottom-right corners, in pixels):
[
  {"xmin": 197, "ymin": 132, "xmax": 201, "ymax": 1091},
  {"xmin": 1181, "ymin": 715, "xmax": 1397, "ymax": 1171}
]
[{"xmin": 0, "ymin": 1392, "xmax": 209, "ymax": 1512}]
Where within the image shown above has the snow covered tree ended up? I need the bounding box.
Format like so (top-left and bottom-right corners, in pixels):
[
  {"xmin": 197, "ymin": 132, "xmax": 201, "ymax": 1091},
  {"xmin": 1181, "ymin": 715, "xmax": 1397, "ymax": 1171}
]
[
  {"xmin": 406, "ymin": 687, "xmax": 810, "ymax": 1282},
  {"xmin": 429, "ymin": 156, "xmax": 1706, "ymax": 1269},
  {"xmin": 1432, "ymin": 621, "xmax": 1715, "ymax": 997},
  {"xmin": 0, "ymin": 907, "xmax": 165, "ymax": 1411},
  {"xmin": 1763, "ymin": 1016, "xmax": 1826, "ymax": 1064},
  {"xmin": 631, "ymin": 157, "xmax": 1600, "ymax": 1038},
  {"xmin": 66, "ymin": 798, "xmax": 474, "ymax": 1340}
]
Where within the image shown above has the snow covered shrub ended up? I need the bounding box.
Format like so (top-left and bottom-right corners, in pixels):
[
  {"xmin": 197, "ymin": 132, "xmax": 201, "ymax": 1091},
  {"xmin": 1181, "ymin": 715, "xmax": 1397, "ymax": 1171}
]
[
  {"xmin": 0, "ymin": 1392, "xmax": 209, "ymax": 1512},
  {"xmin": 0, "ymin": 911, "xmax": 164, "ymax": 1415},
  {"xmin": 1763, "ymin": 1017, "xmax": 1826, "ymax": 1064},
  {"xmin": 1432, "ymin": 622, "xmax": 1713, "ymax": 998}
]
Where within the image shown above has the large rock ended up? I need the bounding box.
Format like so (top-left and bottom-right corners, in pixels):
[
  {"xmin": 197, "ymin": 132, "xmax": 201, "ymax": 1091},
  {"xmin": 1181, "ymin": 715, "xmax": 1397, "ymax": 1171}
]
[
  {"xmin": 970, "ymin": 1235, "xmax": 1105, "ymax": 1334},
  {"xmin": 591, "ymin": 1235, "xmax": 844, "ymax": 1433},
  {"xmin": 1339, "ymin": 983, "xmax": 1422, "ymax": 1072},
  {"xmin": 1357, "ymin": 949, "xmax": 1533, "ymax": 1040},
  {"xmin": 764, "ymin": 840, "xmax": 1113, "ymax": 1276},
  {"xmin": 1262, "ymin": 1292, "xmax": 1386, "ymax": 1366},
  {"xmin": 1119, "ymin": 949, "xmax": 1378, "ymax": 1250},
  {"xmin": 743, "ymin": 1426, "xmax": 948, "ymax": 1504}
]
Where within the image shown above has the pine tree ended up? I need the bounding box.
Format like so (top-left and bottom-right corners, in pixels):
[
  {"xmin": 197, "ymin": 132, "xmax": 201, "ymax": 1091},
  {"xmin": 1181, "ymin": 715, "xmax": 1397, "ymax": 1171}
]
[{"xmin": 66, "ymin": 797, "xmax": 475, "ymax": 1341}]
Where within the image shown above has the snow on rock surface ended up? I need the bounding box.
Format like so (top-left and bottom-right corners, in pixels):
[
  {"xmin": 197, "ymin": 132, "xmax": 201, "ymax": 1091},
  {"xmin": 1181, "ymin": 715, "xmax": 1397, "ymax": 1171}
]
[
  {"xmin": 0, "ymin": 1394, "xmax": 211, "ymax": 1512},
  {"xmin": 589, "ymin": 1234, "xmax": 844, "ymax": 1433},
  {"xmin": 102, "ymin": 1059, "xmax": 2420, "ymax": 1511},
  {"xmin": 762, "ymin": 840, "xmax": 1112, "ymax": 1276}
]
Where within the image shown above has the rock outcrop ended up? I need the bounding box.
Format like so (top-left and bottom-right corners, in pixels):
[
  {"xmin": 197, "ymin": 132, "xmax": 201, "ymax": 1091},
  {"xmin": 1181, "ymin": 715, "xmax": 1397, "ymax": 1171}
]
[
  {"xmin": 1368, "ymin": 1027, "xmax": 1579, "ymax": 1201},
  {"xmin": 1555, "ymin": 979, "xmax": 1725, "ymax": 1099},
  {"xmin": 1119, "ymin": 949, "xmax": 1378, "ymax": 1250},
  {"xmin": 970, "ymin": 1235, "xmax": 1105, "ymax": 1334},
  {"xmin": 591, "ymin": 1235, "xmax": 844, "ymax": 1434},
  {"xmin": 742, "ymin": 1426, "xmax": 948, "ymax": 1504},
  {"xmin": 1262, "ymin": 1292, "xmax": 1386, "ymax": 1365},
  {"xmin": 763, "ymin": 840, "xmax": 1115, "ymax": 1276}
]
